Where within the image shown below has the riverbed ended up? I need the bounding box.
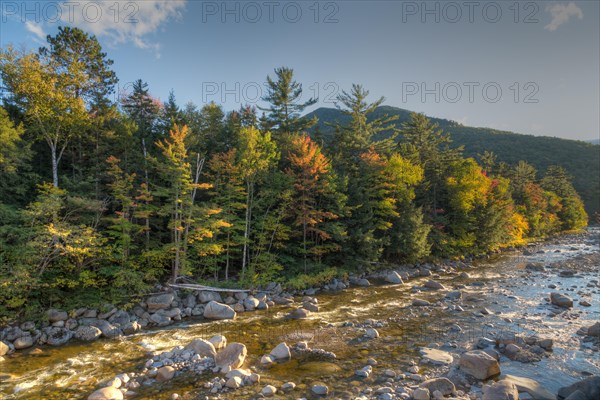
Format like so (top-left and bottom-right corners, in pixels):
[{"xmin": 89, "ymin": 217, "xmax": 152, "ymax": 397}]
[{"xmin": 1, "ymin": 229, "xmax": 599, "ymax": 399}]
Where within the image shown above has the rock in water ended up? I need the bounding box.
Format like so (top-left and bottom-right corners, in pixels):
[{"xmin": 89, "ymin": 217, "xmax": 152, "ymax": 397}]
[
  {"xmin": 459, "ymin": 350, "xmax": 500, "ymax": 380},
  {"xmin": 184, "ymin": 339, "xmax": 217, "ymax": 358},
  {"xmin": 215, "ymin": 343, "xmax": 247, "ymax": 371},
  {"xmin": 413, "ymin": 388, "xmax": 430, "ymax": 400},
  {"xmin": 483, "ymin": 380, "xmax": 519, "ymax": 400},
  {"xmin": 385, "ymin": 271, "xmax": 404, "ymax": 284},
  {"xmin": 420, "ymin": 348, "xmax": 453, "ymax": 366},
  {"xmin": 0, "ymin": 341, "xmax": 9, "ymax": 356},
  {"xmin": 504, "ymin": 375, "xmax": 556, "ymax": 400},
  {"xmin": 558, "ymin": 376, "xmax": 600, "ymax": 400},
  {"xmin": 261, "ymin": 385, "xmax": 277, "ymax": 396},
  {"xmin": 203, "ymin": 301, "xmax": 236, "ymax": 320},
  {"xmin": 587, "ymin": 323, "xmax": 600, "ymax": 337},
  {"xmin": 88, "ymin": 386, "xmax": 124, "ymax": 400},
  {"xmin": 146, "ymin": 292, "xmax": 175, "ymax": 311},
  {"xmin": 311, "ymin": 383, "xmax": 329, "ymax": 395},
  {"xmin": 550, "ymin": 292, "xmax": 573, "ymax": 308},
  {"xmin": 420, "ymin": 378, "xmax": 456, "ymax": 396},
  {"xmin": 425, "ymin": 280, "xmax": 445, "ymax": 290},
  {"xmin": 288, "ymin": 308, "xmax": 311, "ymax": 319},
  {"xmin": 413, "ymin": 299, "xmax": 431, "ymax": 307}
]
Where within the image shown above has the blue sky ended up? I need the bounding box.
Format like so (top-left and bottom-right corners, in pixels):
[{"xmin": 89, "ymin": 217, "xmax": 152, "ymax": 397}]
[{"xmin": 1, "ymin": 0, "xmax": 599, "ymax": 141}]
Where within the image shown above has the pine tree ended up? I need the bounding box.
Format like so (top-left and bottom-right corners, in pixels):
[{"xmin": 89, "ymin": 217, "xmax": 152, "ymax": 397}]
[
  {"xmin": 333, "ymin": 84, "xmax": 398, "ymax": 173},
  {"xmin": 259, "ymin": 67, "xmax": 317, "ymax": 136}
]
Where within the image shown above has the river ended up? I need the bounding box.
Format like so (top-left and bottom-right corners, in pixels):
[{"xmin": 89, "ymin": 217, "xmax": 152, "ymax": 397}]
[{"xmin": 1, "ymin": 229, "xmax": 599, "ymax": 399}]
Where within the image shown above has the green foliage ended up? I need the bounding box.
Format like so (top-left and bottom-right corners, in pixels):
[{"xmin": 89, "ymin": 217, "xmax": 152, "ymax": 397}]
[{"xmin": 0, "ymin": 38, "xmax": 592, "ymax": 320}]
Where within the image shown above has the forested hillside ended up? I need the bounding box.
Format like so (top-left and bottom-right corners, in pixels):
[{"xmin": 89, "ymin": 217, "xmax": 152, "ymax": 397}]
[
  {"xmin": 307, "ymin": 106, "xmax": 600, "ymax": 217},
  {"xmin": 0, "ymin": 28, "xmax": 590, "ymax": 321}
]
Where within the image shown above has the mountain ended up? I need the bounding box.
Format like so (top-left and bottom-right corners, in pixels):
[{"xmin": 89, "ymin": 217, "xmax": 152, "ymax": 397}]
[
  {"xmin": 586, "ymin": 139, "xmax": 600, "ymax": 145},
  {"xmin": 305, "ymin": 106, "xmax": 600, "ymax": 217}
]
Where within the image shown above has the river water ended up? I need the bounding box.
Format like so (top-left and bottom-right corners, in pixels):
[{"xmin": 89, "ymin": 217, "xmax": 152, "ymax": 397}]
[{"xmin": 1, "ymin": 229, "xmax": 599, "ymax": 399}]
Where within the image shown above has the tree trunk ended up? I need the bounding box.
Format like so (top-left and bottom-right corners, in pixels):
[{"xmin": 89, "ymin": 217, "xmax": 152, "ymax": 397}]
[
  {"xmin": 51, "ymin": 144, "xmax": 59, "ymax": 188},
  {"xmin": 241, "ymin": 180, "xmax": 252, "ymax": 278}
]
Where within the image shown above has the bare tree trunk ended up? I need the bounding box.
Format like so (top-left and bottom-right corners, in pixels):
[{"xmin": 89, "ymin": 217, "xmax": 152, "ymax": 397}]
[
  {"xmin": 51, "ymin": 145, "xmax": 59, "ymax": 188},
  {"xmin": 142, "ymin": 138, "xmax": 150, "ymax": 250},
  {"xmin": 241, "ymin": 180, "xmax": 253, "ymax": 278}
]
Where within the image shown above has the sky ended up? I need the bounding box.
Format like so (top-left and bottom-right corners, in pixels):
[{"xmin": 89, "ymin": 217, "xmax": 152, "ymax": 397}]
[{"xmin": 0, "ymin": 0, "xmax": 599, "ymax": 141}]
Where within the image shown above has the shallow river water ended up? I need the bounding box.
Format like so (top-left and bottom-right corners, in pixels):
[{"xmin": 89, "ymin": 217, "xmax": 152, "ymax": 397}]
[{"xmin": 1, "ymin": 229, "xmax": 599, "ymax": 399}]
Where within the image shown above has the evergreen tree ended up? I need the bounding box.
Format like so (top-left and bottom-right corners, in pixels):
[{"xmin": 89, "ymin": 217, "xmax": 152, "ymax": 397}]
[
  {"xmin": 333, "ymin": 84, "xmax": 398, "ymax": 172},
  {"xmin": 259, "ymin": 67, "xmax": 317, "ymax": 136}
]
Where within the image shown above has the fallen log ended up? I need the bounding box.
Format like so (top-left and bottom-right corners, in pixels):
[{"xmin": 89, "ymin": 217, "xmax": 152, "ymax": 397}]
[{"xmin": 166, "ymin": 283, "xmax": 251, "ymax": 293}]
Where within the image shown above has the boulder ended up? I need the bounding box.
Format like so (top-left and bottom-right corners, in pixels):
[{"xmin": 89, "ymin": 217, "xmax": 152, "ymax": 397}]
[
  {"xmin": 0, "ymin": 340, "xmax": 9, "ymax": 356},
  {"xmin": 504, "ymin": 375, "xmax": 556, "ymax": 400},
  {"xmin": 156, "ymin": 366, "xmax": 175, "ymax": 382},
  {"xmin": 183, "ymin": 294, "xmax": 197, "ymax": 308},
  {"xmin": 564, "ymin": 390, "xmax": 590, "ymax": 400},
  {"xmin": 420, "ymin": 378, "xmax": 456, "ymax": 396},
  {"xmin": 88, "ymin": 386, "xmax": 124, "ymax": 400},
  {"xmin": 75, "ymin": 326, "xmax": 102, "ymax": 342},
  {"xmin": 350, "ymin": 278, "xmax": 371, "ymax": 287},
  {"xmin": 288, "ymin": 308, "xmax": 311, "ymax": 319},
  {"xmin": 184, "ymin": 339, "xmax": 217, "ymax": 359},
  {"xmin": 122, "ymin": 321, "xmax": 141, "ymax": 335},
  {"xmin": 198, "ymin": 291, "xmax": 222, "ymax": 304},
  {"xmin": 459, "ymin": 350, "xmax": 500, "ymax": 380},
  {"xmin": 47, "ymin": 309, "xmax": 68, "ymax": 323},
  {"xmin": 13, "ymin": 335, "xmax": 34, "ymax": 350},
  {"xmin": 146, "ymin": 292, "xmax": 175, "ymax": 311},
  {"xmin": 420, "ymin": 348, "xmax": 453, "ymax": 366},
  {"xmin": 550, "ymin": 292, "xmax": 573, "ymax": 308},
  {"xmin": 225, "ymin": 376, "xmax": 242, "ymax": 389},
  {"xmin": 269, "ymin": 342, "xmax": 291, "ymax": 360},
  {"xmin": 108, "ymin": 310, "xmax": 130, "ymax": 326},
  {"xmin": 261, "ymin": 385, "xmax": 277, "ymax": 397},
  {"xmin": 91, "ymin": 320, "xmax": 122, "ymax": 338},
  {"xmin": 311, "ymin": 383, "xmax": 329, "ymax": 395},
  {"xmin": 558, "ymin": 376, "xmax": 600, "ymax": 400},
  {"xmin": 365, "ymin": 328, "xmax": 379, "ymax": 339},
  {"xmin": 243, "ymin": 297, "xmax": 260, "ymax": 311},
  {"xmin": 425, "ymin": 280, "xmax": 445, "ymax": 290},
  {"xmin": 281, "ymin": 382, "xmax": 296, "ymax": 392},
  {"xmin": 215, "ymin": 343, "xmax": 247, "ymax": 371},
  {"xmin": 413, "ymin": 299, "xmax": 431, "ymax": 307},
  {"xmin": 483, "ymin": 380, "xmax": 518, "ymax": 400},
  {"xmin": 445, "ymin": 290, "xmax": 462, "ymax": 300},
  {"xmin": 209, "ymin": 335, "xmax": 227, "ymax": 350},
  {"xmin": 587, "ymin": 323, "xmax": 600, "ymax": 337},
  {"xmin": 385, "ymin": 271, "xmax": 404, "ymax": 284},
  {"xmin": 413, "ymin": 388, "xmax": 430, "ymax": 400},
  {"xmin": 149, "ymin": 312, "xmax": 171, "ymax": 327},
  {"xmin": 203, "ymin": 301, "xmax": 236, "ymax": 320},
  {"xmin": 46, "ymin": 327, "xmax": 73, "ymax": 346}
]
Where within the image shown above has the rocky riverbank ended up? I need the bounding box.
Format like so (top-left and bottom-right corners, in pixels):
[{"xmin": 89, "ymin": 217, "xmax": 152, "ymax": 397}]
[{"xmin": 1, "ymin": 230, "xmax": 598, "ymax": 399}]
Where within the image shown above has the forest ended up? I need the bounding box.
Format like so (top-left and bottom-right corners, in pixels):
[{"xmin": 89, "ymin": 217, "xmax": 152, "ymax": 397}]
[{"xmin": 0, "ymin": 27, "xmax": 589, "ymax": 321}]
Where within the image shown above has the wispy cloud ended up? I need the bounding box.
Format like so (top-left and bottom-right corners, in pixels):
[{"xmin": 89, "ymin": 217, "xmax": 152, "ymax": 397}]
[
  {"xmin": 21, "ymin": 1, "xmax": 185, "ymax": 58},
  {"xmin": 545, "ymin": 2, "xmax": 583, "ymax": 31},
  {"xmin": 25, "ymin": 21, "xmax": 47, "ymax": 41}
]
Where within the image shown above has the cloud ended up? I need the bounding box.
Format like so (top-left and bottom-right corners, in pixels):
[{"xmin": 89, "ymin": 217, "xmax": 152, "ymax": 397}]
[
  {"xmin": 25, "ymin": 21, "xmax": 47, "ymax": 41},
  {"xmin": 545, "ymin": 2, "xmax": 583, "ymax": 31},
  {"xmin": 27, "ymin": 1, "xmax": 185, "ymax": 58}
]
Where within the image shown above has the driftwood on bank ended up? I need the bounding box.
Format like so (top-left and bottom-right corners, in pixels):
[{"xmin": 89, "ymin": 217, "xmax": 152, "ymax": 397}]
[{"xmin": 166, "ymin": 282, "xmax": 251, "ymax": 293}]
